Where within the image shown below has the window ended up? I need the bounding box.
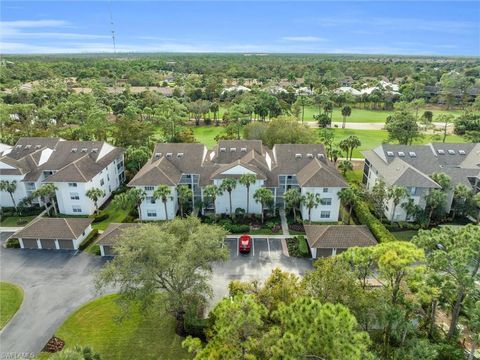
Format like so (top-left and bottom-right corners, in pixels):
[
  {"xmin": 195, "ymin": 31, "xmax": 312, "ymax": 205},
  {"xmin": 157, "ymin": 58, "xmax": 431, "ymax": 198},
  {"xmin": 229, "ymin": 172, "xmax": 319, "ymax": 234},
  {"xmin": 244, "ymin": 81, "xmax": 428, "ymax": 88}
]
[
  {"xmin": 72, "ymin": 206, "xmax": 82, "ymax": 213},
  {"xmin": 68, "ymin": 183, "xmax": 77, "ymax": 187},
  {"xmin": 100, "ymin": 179, "xmax": 104, "ymax": 186},
  {"xmin": 107, "ymin": 174, "xmax": 110, "ymax": 181},
  {"xmin": 321, "ymin": 198, "xmax": 332, "ymax": 205},
  {"xmin": 147, "ymin": 210, "xmax": 157, "ymax": 217},
  {"xmin": 323, "ymin": 188, "xmax": 329, "ymax": 193},
  {"xmin": 408, "ymin": 187, "xmax": 417, "ymax": 196},
  {"xmin": 145, "ymin": 186, "xmax": 154, "ymax": 191},
  {"xmin": 146, "ymin": 196, "xmax": 156, "ymax": 204},
  {"xmin": 70, "ymin": 192, "xmax": 80, "ymax": 200},
  {"xmin": 320, "ymin": 211, "xmax": 331, "ymax": 219}
]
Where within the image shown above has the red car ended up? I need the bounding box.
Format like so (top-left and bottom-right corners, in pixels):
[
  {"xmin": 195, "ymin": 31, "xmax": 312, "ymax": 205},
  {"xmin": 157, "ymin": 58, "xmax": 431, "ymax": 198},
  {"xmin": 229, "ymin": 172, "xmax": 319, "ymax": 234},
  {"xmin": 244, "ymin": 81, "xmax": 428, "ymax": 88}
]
[{"xmin": 239, "ymin": 235, "xmax": 252, "ymax": 254}]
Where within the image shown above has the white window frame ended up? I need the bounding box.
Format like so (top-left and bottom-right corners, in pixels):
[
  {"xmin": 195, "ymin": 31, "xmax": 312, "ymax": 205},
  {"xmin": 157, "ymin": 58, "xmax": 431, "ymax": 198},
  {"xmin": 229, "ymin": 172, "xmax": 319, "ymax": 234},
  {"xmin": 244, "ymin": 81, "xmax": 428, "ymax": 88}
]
[
  {"xmin": 70, "ymin": 192, "xmax": 80, "ymax": 200},
  {"xmin": 147, "ymin": 210, "xmax": 157, "ymax": 217},
  {"xmin": 68, "ymin": 182, "xmax": 77, "ymax": 187},
  {"xmin": 320, "ymin": 211, "xmax": 330, "ymax": 219},
  {"xmin": 72, "ymin": 205, "xmax": 82, "ymax": 213}
]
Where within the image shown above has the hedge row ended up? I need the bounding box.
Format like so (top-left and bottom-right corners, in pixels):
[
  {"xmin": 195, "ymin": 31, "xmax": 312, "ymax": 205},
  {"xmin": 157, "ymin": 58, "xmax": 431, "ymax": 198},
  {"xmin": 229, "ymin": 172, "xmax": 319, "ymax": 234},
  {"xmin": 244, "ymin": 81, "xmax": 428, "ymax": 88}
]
[
  {"xmin": 78, "ymin": 229, "xmax": 99, "ymax": 251},
  {"xmin": 353, "ymin": 199, "xmax": 396, "ymax": 243}
]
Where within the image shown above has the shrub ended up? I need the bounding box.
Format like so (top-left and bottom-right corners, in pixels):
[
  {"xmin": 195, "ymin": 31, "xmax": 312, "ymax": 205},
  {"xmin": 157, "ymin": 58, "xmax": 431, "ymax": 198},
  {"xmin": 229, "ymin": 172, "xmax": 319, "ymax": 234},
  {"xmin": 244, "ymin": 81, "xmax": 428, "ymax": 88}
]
[
  {"xmin": 78, "ymin": 229, "xmax": 99, "ymax": 251},
  {"xmin": 91, "ymin": 212, "xmax": 109, "ymax": 223},
  {"xmin": 5, "ymin": 238, "xmax": 20, "ymax": 248},
  {"xmin": 184, "ymin": 316, "xmax": 207, "ymax": 340},
  {"xmin": 16, "ymin": 218, "xmax": 30, "ymax": 225},
  {"xmin": 123, "ymin": 215, "xmax": 136, "ymax": 223},
  {"xmin": 353, "ymin": 199, "xmax": 396, "ymax": 243},
  {"xmin": 228, "ymin": 224, "xmax": 250, "ymax": 234},
  {"xmin": 297, "ymin": 235, "xmax": 310, "ymax": 257}
]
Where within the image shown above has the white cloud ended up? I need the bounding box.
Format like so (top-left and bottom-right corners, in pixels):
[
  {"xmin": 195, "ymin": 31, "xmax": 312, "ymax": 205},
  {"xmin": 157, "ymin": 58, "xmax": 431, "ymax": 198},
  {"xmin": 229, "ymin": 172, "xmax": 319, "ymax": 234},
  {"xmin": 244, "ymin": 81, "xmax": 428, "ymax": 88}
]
[{"xmin": 281, "ymin": 36, "xmax": 327, "ymax": 42}]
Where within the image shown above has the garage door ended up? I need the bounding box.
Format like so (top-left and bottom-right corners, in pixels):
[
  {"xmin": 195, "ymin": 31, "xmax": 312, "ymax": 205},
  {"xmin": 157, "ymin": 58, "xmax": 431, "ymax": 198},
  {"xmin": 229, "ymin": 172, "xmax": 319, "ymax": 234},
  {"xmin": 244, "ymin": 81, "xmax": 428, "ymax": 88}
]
[
  {"xmin": 22, "ymin": 238, "xmax": 39, "ymax": 249},
  {"xmin": 103, "ymin": 245, "xmax": 115, "ymax": 256},
  {"xmin": 40, "ymin": 239, "xmax": 56, "ymax": 249},
  {"xmin": 58, "ymin": 239, "xmax": 74, "ymax": 250},
  {"xmin": 316, "ymin": 248, "xmax": 333, "ymax": 258}
]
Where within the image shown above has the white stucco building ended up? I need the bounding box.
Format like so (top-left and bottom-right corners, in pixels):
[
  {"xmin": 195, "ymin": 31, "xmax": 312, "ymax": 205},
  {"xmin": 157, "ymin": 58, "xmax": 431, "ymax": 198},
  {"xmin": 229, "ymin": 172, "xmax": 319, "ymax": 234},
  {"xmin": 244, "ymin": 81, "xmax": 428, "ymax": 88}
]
[
  {"xmin": 0, "ymin": 137, "xmax": 124, "ymax": 215},
  {"xmin": 129, "ymin": 140, "xmax": 347, "ymax": 221}
]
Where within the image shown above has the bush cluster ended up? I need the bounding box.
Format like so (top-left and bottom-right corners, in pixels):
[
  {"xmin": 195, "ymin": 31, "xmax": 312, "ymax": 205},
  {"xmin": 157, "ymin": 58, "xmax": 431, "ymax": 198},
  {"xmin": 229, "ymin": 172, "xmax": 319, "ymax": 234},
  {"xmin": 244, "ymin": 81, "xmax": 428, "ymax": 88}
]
[
  {"xmin": 353, "ymin": 199, "xmax": 396, "ymax": 243},
  {"xmin": 1, "ymin": 205, "xmax": 43, "ymax": 217},
  {"xmin": 90, "ymin": 211, "xmax": 109, "ymax": 223},
  {"xmin": 78, "ymin": 229, "xmax": 99, "ymax": 251}
]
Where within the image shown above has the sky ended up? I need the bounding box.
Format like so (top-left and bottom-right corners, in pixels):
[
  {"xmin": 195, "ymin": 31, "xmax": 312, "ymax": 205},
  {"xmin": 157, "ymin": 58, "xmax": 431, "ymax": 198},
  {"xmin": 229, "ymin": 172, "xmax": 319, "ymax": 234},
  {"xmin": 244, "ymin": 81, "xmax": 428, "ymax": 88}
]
[{"xmin": 1, "ymin": 1, "xmax": 479, "ymax": 56}]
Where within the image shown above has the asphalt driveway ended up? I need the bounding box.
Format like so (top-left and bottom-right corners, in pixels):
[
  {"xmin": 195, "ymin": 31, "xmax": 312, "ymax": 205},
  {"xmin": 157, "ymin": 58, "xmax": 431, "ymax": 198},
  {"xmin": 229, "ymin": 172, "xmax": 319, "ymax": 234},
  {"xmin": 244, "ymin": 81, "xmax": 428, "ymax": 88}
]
[{"xmin": 0, "ymin": 233, "xmax": 312, "ymax": 356}]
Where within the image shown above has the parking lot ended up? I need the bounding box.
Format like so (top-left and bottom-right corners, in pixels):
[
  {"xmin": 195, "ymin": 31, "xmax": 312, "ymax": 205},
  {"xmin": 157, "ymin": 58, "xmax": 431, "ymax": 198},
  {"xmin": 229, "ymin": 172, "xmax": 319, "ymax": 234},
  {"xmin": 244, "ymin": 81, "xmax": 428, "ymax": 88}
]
[{"xmin": 224, "ymin": 236, "xmax": 285, "ymax": 260}]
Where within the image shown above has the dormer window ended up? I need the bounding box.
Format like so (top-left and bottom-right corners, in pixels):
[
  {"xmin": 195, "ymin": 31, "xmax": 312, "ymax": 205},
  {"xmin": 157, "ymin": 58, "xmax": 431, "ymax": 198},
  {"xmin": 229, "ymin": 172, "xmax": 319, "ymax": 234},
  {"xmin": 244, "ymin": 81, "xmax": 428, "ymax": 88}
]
[
  {"xmin": 459, "ymin": 150, "xmax": 466, "ymax": 155},
  {"xmin": 240, "ymin": 147, "xmax": 247, "ymax": 152},
  {"xmin": 220, "ymin": 147, "xmax": 226, "ymax": 152},
  {"xmin": 409, "ymin": 152, "xmax": 416, "ymax": 157},
  {"xmin": 154, "ymin": 152, "xmax": 162, "ymax": 158},
  {"xmin": 448, "ymin": 149, "xmax": 455, "ymax": 155},
  {"xmin": 35, "ymin": 145, "xmax": 41, "ymax": 149},
  {"xmin": 166, "ymin": 153, "xmax": 173, "ymax": 158},
  {"xmin": 24, "ymin": 145, "xmax": 31, "ymax": 149},
  {"xmin": 71, "ymin": 148, "xmax": 77, "ymax": 153},
  {"xmin": 177, "ymin": 153, "xmax": 184, "ymax": 158},
  {"xmin": 387, "ymin": 151, "xmax": 394, "ymax": 157},
  {"xmin": 295, "ymin": 153, "xmax": 302, "ymax": 159},
  {"xmin": 230, "ymin": 147, "xmax": 236, "ymax": 152},
  {"xmin": 307, "ymin": 153, "xmax": 313, "ymax": 158},
  {"xmin": 92, "ymin": 148, "xmax": 98, "ymax": 153},
  {"xmin": 16, "ymin": 145, "xmax": 22, "ymax": 149},
  {"xmin": 438, "ymin": 149, "xmax": 445, "ymax": 155},
  {"xmin": 81, "ymin": 148, "xmax": 88, "ymax": 153},
  {"xmin": 398, "ymin": 152, "xmax": 405, "ymax": 157}
]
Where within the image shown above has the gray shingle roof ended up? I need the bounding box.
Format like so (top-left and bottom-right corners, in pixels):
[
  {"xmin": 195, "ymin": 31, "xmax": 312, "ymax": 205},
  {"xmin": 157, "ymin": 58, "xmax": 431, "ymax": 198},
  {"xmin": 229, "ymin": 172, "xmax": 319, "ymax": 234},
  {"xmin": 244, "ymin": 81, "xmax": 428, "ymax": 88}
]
[
  {"xmin": 304, "ymin": 225, "xmax": 377, "ymax": 249},
  {"xmin": 13, "ymin": 217, "xmax": 93, "ymax": 240},
  {"xmin": 96, "ymin": 223, "xmax": 141, "ymax": 246}
]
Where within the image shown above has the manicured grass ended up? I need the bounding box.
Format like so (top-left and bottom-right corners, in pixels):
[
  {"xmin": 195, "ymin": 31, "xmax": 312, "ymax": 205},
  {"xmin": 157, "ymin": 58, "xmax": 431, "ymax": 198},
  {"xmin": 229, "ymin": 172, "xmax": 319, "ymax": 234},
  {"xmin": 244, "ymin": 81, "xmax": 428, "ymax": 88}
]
[
  {"xmin": 93, "ymin": 201, "xmax": 130, "ymax": 231},
  {"xmin": 0, "ymin": 215, "xmax": 37, "ymax": 227},
  {"xmin": 0, "ymin": 282, "xmax": 24, "ymax": 329},
  {"xmin": 43, "ymin": 294, "xmax": 191, "ymax": 360},
  {"xmin": 249, "ymin": 228, "xmax": 280, "ymax": 235},
  {"xmin": 192, "ymin": 126, "xmax": 224, "ymax": 148},
  {"xmin": 344, "ymin": 169, "xmax": 363, "ymax": 184},
  {"xmin": 392, "ymin": 230, "xmax": 419, "ymax": 241}
]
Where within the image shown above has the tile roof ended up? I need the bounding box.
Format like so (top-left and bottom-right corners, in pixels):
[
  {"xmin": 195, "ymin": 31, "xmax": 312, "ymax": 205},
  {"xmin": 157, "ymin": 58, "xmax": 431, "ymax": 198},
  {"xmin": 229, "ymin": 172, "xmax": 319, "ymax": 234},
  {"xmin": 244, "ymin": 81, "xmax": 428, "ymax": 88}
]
[
  {"xmin": 13, "ymin": 217, "xmax": 93, "ymax": 240},
  {"xmin": 96, "ymin": 223, "xmax": 142, "ymax": 246},
  {"xmin": 304, "ymin": 225, "xmax": 377, "ymax": 249}
]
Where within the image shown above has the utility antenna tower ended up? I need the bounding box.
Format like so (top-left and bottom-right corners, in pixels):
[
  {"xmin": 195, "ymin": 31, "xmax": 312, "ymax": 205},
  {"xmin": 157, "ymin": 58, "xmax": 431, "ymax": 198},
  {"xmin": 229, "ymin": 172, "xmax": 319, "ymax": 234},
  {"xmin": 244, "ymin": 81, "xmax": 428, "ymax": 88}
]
[{"xmin": 108, "ymin": 0, "xmax": 117, "ymax": 55}]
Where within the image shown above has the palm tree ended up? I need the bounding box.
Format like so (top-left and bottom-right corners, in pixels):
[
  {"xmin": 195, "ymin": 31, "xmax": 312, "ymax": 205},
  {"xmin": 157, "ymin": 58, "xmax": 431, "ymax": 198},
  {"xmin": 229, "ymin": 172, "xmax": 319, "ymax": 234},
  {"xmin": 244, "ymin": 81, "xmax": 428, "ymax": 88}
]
[
  {"xmin": 203, "ymin": 184, "xmax": 223, "ymax": 215},
  {"xmin": 219, "ymin": 178, "xmax": 237, "ymax": 218},
  {"xmin": 153, "ymin": 185, "xmax": 172, "ymax": 220},
  {"xmin": 453, "ymin": 184, "xmax": 472, "ymax": 217},
  {"xmin": 338, "ymin": 187, "xmax": 362, "ymax": 224},
  {"xmin": 341, "ymin": 105, "xmax": 351, "ymax": 129},
  {"xmin": 301, "ymin": 192, "xmax": 321, "ymax": 224},
  {"xmin": 50, "ymin": 345, "xmax": 101, "ymax": 360},
  {"xmin": 86, "ymin": 187, "xmax": 106, "ymax": 214},
  {"xmin": 32, "ymin": 183, "xmax": 58, "ymax": 215},
  {"xmin": 253, "ymin": 188, "xmax": 273, "ymax": 223},
  {"xmin": 338, "ymin": 160, "xmax": 353, "ymax": 177},
  {"xmin": 239, "ymin": 174, "xmax": 256, "ymax": 215},
  {"xmin": 284, "ymin": 188, "xmax": 302, "ymax": 223},
  {"xmin": 176, "ymin": 185, "xmax": 192, "ymax": 218},
  {"xmin": 346, "ymin": 135, "xmax": 361, "ymax": 160},
  {"xmin": 0, "ymin": 180, "xmax": 18, "ymax": 210},
  {"xmin": 387, "ymin": 186, "xmax": 408, "ymax": 223},
  {"xmin": 329, "ymin": 148, "xmax": 342, "ymax": 165},
  {"xmin": 339, "ymin": 139, "xmax": 350, "ymax": 159},
  {"xmin": 425, "ymin": 189, "xmax": 446, "ymax": 228}
]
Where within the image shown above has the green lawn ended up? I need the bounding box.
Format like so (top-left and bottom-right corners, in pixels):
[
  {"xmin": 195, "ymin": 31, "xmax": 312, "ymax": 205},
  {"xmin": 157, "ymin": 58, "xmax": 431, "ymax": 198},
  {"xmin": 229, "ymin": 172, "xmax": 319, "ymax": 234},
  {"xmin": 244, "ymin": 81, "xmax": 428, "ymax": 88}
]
[
  {"xmin": 0, "ymin": 215, "xmax": 37, "ymax": 227},
  {"xmin": 0, "ymin": 282, "xmax": 23, "ymax": 329},
  {"xmin": 192, "ymin": 126, "xmax": 224, "ymax": 148},
  {"xmin": 93, "ymin": 201, "xmax": 130, "ymax": 231},
  {"xmin": 392, "ymin": 230, "xmax": 419, "ymax": 241},
  {"xmin": 41, "ymin": 294, "xmax": 191, "ymax": 360}
]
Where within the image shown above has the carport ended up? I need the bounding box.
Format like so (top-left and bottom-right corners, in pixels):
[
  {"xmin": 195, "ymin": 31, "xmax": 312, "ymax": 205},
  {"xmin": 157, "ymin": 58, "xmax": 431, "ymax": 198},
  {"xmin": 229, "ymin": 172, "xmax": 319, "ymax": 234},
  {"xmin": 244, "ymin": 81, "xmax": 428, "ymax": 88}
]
[{"xmin": 12, "ymin": 217, "xmax": 93, "ymax": 251}]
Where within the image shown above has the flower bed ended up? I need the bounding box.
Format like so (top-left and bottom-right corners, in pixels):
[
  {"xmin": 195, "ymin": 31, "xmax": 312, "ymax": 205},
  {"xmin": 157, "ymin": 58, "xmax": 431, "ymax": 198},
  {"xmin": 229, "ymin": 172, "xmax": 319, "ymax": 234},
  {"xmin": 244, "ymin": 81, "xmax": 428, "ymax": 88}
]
[
  {"xmin": 43, "ymin": 336, "xmax": 65, "ymax": 353},
  {"xmin": 288, "ymin": 223, "xmax": 305, "ymax": 232}
]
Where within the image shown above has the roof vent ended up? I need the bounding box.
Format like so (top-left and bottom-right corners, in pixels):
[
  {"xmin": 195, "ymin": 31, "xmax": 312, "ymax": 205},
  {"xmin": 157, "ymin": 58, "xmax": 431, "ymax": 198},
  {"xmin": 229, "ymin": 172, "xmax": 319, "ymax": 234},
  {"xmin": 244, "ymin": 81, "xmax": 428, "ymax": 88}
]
[
  {"xmin": 398, "ymin": 151, "xmax": 405, "ymax": 157},
  {"xmin": 459, "ymin": 150, "xmax": 466, "ymax": 155},
  {"xmin": 307, "ymin": 153, "xmax": 313, "ymax": 158},
  {"xmin": 220, "ymin": 147, "xmax": 226, "ymax": 152},
  {"xmin": 438, "ymin": 149, "xmax": 445, "ymax": 155},
  {"xmin": 295, "ymin": 153, "xmax": 302, "ymax": 159},
  {"xmin": 230, "ymin": 147, "xmax": 236, "ymax": 152},
  {"xmin": 409, "ymin": 152, "xmax": 416, "ymax": 157},
  {"xmin": 35, "ymin": 144, "xmax": 41, "ymax": 149},
  {"xmin": 71, "ymin": 148, "xmax": 77, "ymax": 153},
  {"xmin": 318, "ymin": 154, "xmax": 325, "ymax": 160},
  {"xmin": 154, "ymin": 152, "xmax": 162, "ymax": 158},
  {"xmin": 24, "ymin": 144, "xmax": 31, "ymax": 149},
  {"xmin": 92, "ymin": 148, "xmax": 98, "ymax": 153},
  {"xmin": 177, "ymin": 153, "xmax": 184, "ymax": 158},
  {"xmin": 448, "ymin": 149, "xmax": 455, "ymax": 155},
  {"xmin": 240, "ymin": 147, "xmax": 247, "ymax": 152},
  {"xmin": 387, "ymin": 151, "xmax": 394, "ymax": 157},
  {"xmin": 81, "ymin": 148, "xmax": 88, "ymax": 153},
  {"xmin": 166, "ymin": 152, "xmax": 173, "ymax": 158}
]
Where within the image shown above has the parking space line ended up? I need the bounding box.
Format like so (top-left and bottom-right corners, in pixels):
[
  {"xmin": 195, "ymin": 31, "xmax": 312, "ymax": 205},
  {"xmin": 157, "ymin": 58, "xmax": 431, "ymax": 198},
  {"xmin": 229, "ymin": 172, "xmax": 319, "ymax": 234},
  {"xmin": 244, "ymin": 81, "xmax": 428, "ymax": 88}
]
[
  {"xmin": 252, "ymin": 237, "xmax": 255, "ymax": 256},
  {"xmin": 236, "ymin": 238, "xmax": 239, "ymax": 257},
  {"xmin": 267, "ymin": 237, "xmax": 271, "ymax": 255}
]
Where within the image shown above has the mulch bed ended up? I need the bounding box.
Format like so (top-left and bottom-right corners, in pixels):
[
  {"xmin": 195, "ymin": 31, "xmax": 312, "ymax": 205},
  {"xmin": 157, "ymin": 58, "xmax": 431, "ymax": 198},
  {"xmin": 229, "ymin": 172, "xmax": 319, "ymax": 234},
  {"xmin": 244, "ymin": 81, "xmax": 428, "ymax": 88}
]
[
  {"xmin": 288, "ymin": 223, "xmax": 305, "ymax": 232},
  {"xmin": 42, "ymin": 336, "xmax": 65, "ymax": 353}
]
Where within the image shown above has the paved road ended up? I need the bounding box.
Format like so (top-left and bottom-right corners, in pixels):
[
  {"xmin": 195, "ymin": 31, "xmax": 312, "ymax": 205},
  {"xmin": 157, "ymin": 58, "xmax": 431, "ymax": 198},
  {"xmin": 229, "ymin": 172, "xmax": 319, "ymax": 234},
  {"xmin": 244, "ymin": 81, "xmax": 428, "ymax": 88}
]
[
  {"xmin": 0, "ymin": 232, "xmax": 106, "ymax": 356},
  {"xmin": 0, "ymin": 234, "xmax": 312, "ymax": 356}
]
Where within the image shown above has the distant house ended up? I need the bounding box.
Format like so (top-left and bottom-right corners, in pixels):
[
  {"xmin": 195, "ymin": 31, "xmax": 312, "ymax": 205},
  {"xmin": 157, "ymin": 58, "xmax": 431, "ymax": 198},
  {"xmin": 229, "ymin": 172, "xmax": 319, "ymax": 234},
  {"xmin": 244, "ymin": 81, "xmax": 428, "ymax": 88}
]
[
  {"xmin": 363, "ymin": 143, "xmax": 480, "ymax": 221},
  {"xmin": 304, "ymin": 224, "xmax": 377, "ymax": 258},
  {"xmin": 97, "ymin": 223, "xmax": 141, "ymax": 256},
  {"xmin": 129, "ymin": 140, "xmax": 347, "ymax": 221},
  {"xmin": 13, "ymin": 217, "xmax": 93, "ymax": 250},
  {"xmin": 334, "ymin": 86, "xmax": 362, "ymax": 96},
  {"xmin": 295, "ymin": 87, "xmax": 314, "ymax": 96},
  {"xmin": 0, "ymin": 137, "xmax": 125, "ymax": 215},
  {"xmin": 221, "ymin": 85, "xmax": 251, "ymax": 95}
]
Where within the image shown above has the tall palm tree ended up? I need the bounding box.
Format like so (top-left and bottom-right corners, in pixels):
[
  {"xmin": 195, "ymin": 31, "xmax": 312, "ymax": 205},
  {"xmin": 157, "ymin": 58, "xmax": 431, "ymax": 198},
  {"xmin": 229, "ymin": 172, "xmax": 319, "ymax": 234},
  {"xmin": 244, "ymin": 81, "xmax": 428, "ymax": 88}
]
[
  {"xmin": 338, "ymin": 187, "xmax": 362, "ymax": 224},
  {"xmin": 86, "ymin": 187, "xmax": 105, "ymax": 214},
  {"xmin": 425, "ymin": 189, "xmax": 446, "ymax": 228},
  {"xmin": 338, "ymin": 160, "xmax": 353, "ymax": 177},
  {"xmin": 32, "ymin": 183, "xmax": 58, "ymax": 215},
  {"xmin": 220, "ymin": 178, "xmax": 237, "ymax": 218},
  {"xmin": 387, "ymin": 186, "xmax": 409, "ymax": 223},
  {"xmin": 284, "ymin": 188, "xmax": 302, "ymax": 223},
  {"xmin": 203, "ymin": 184, "xmax": 223, "ymax": 215},
  {"xmin": 239, "ymin": 174, "xmax": 256, "ymax": 215},
  {"xmin": 301, "ymin": 192, "xmax": 321, "ymax": 224},
  {"xmin": 128, "ymin": 188, "xmax": 147, "ymax": 219},
  {"xmin": 453, "ymin": 183, "xmax": 472, "ymax": 217},
  {"xmin": 346, "ymin": 135, "xmax": 361, "ymax": 160},
  {"xmin": 0, "ymin": 180, "xmax": 17, "ymax": 210},
  {"xmin": 253, "ymin": 188, "xmax": 273, "ymax": 224},
  {"xmin": 176, "ymin": 185, "xmax": 192, "ymax": 218},
  {"xmin": 153, "ymin": 185, "xmax": 172, "ymax": 220},
  {"xmin": 341, "ymin": 105, "xmax": 351, "ymax": 129}
]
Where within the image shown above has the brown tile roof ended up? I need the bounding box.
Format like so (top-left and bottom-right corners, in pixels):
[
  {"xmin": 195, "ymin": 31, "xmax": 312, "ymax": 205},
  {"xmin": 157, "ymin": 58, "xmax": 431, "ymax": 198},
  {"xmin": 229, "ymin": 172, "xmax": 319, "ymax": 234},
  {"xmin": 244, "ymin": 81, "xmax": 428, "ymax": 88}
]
[
  {"xmin": 304, "ymin": 225, "xmax": 377, "ymax": 249},
  {"xmin": 296, "ymin": 158, "xmax": 348, "ymax": 188},
  {"xmin": 13, "ymin": 217, "xmax": 93, "ymax": 240},
  {"xmin": 97, "ymin": 223, "xmax": 141, "ymax": 246}
]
